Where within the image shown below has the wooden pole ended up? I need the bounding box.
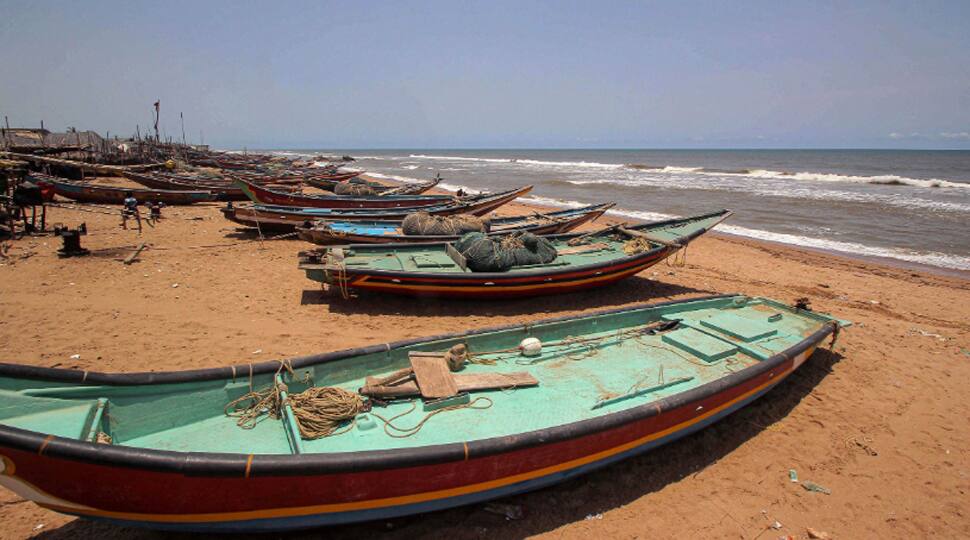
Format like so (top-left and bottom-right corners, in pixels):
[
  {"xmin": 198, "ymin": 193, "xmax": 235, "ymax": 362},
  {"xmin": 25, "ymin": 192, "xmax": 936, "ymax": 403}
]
[
  {"xmin": 153, "ymin": 100, "xmax": 160, "ymax": 142},
  {"xmin": 124, "ymin": 243, "xmax": 147, "ymax": 265}
]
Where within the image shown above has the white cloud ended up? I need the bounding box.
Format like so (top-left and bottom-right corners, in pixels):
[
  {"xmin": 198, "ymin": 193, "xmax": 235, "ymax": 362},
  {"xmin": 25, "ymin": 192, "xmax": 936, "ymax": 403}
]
[{"xmin": 939, "ymin": 131, "xmax": 970, "ymax": 140}]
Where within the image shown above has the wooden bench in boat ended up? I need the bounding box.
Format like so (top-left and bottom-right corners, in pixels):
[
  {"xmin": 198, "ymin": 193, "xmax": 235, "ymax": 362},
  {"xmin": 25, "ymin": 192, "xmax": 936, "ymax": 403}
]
[
  {"xmin": 360, "ymin": 351, "xmax": 539, "ymax": 399},
  {"xmin": 1, "ymin": 390, "xmax": 108, "ymax": 442}
]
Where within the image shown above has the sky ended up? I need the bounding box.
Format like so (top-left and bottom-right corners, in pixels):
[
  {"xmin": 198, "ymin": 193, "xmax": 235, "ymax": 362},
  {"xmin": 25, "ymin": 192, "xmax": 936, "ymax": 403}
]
[{"xmin": 1, "ymin": 0, "xmax": 969, "ymax": 149}]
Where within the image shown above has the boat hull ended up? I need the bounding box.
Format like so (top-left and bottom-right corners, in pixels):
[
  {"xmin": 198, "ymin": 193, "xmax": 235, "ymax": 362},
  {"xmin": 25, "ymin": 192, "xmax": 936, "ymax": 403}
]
[
  {"xmin": 37, "ymin": 177, "xmax": 217, "ymax": 205},
  {"xmin": 303, "ymin": 247, "xmax": 673, "ymax": 298},
  {"xmin": 222, "ymin": 186, "xmax": 533, "ymax": 232},
  {"xmin": 237, "ymin": 179, "xmax": 453, "ymax": 209},
  {"xmin": 0, "ymin": 329, "xmax": 828, "ymax": 533},
  {"xmin": 124, "ymin": 172, "xmax": 253, "ymax": 201}
]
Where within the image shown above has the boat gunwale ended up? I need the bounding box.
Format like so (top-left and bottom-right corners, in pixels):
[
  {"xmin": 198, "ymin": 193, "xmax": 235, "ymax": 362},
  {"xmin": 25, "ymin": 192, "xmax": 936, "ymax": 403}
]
[{"xmin": 0, "ymin": 294, "xmax": 837, "ymax": 477}]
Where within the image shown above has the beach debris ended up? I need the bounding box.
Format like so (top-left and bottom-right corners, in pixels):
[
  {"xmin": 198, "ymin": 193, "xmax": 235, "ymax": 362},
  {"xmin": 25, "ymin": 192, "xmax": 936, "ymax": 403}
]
[
  {"xmin": 802, "ymin": 481, "xmax": 831, "ymax": 495},
  {"xmin": 124, "ymin": 243, "xmax": 147, "ymax": 265},
  {"xmin": 845, "ymin": 435, "xmax": 878, "ymax": 456},
  {"xmin": 70, "ymin": 354, "xmax": 80, "ymax": 360},
  {"xmin": 910, "ymin": 328, "xmax": 947, "ymax": 341},
  {"xmin": 33, "ymin": 524, "xmax": 44, "ymax": 530},
  {"xmin": 252, "ymin": 349, "xmax": 262, "ymax": 354},
  {"xmin": 482, "ymin": 502, "xmax": 524, "ymax": 520},
  {"xmin": 584, "ymin": 513, "xmax": 604, "ymax": 520},
  {"xmin": 806, "ymin": 527, "xmax": 833, "ymax": 539},
  {"xmin": 771, "ymin": 520, "xmax": 783, "ymax": 530},
  {"xmin": 868, "ymin": 300, "xmax": 880, "ymax": 305},
  {"xmin": 171, "ymin": 283, "xmax": 179, "ymax": 288},
  {"xmin": 789, "ymin": 469, "xmax": 798, "ymax": 482}
]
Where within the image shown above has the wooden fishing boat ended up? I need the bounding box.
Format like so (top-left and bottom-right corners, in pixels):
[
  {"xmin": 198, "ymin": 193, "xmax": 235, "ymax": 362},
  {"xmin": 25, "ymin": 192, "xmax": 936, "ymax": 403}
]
[
  {"xmin": 297, "ymin": 203, "xmax": 616, "ymax": 245},
  {"xmin": 306, "ymin": 176, "xmax": 440, "ymax": 196},
  {"xmin": 0, "ymin": 295, "xmax": 847, "ymax": 532},
  {"xmin": 235, "ymin": 179, "xmax": 456, "ymax": 209},
  {"xmin": 34, "ymin": 175, "xmax": 218, "ymax": 206},
  {"xmin": 123, "ymin": 172, "xmax": 299, "ymax": 202},
  {"xmin": 298, "ymin": 210, "xmax": 730, "ymax": 299},
  {"xmin": 220, "ymin": 186, "xmax": 533, "ymax": 232},
  {"xmin": 302, "ymin": 170, "xmax": 363, "ymax": 185},
  {"xmin": 229, "ymin": 172, "xmax": 309, "ymax": 186},
  {"xmin": 379, "ymin": 176, "xmax": 441, "ymax": 195}
]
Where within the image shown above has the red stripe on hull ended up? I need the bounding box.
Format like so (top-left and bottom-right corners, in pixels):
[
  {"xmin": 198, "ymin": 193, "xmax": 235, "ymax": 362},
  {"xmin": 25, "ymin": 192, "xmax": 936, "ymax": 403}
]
[{"xmin": 335, "ymin": 251, "xmax": 670, "ymax": 299}]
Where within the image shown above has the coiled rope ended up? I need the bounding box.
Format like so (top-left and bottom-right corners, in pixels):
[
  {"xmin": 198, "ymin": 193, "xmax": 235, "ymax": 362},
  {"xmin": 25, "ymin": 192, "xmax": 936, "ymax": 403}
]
[{"xmin": 224, "ymin": 361, "xmax": 366, "ymax": 440}]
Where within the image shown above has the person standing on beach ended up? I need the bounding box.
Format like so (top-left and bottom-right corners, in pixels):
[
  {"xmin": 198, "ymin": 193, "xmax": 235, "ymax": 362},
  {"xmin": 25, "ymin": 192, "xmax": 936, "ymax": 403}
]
[{"xmin": 121, "ymin": 191, "xmax": 142, "ymax": 233}]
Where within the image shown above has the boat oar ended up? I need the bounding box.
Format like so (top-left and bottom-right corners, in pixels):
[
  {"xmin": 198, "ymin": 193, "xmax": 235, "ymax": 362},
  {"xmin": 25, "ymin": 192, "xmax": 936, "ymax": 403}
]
[{"xmin": 566, "ymin": 223, "xmax": 625, "ymax": 246}]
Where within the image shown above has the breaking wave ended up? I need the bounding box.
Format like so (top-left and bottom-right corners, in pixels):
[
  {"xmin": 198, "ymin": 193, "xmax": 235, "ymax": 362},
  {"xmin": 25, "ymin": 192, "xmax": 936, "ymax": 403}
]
[
  {"xmin": 405, "ymin": 153, "xmax": 969, "ymax": 189},
  {"xmin": 523, "ymin": 197, "xmax": 970, "ymax": 271}
]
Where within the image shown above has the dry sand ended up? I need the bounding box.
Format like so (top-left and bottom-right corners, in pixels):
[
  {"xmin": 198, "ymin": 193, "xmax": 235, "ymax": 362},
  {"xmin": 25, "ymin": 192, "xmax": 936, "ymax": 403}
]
[{"xmin": 1, "ymin": 182, "xmax": 969, "ymax": 539}]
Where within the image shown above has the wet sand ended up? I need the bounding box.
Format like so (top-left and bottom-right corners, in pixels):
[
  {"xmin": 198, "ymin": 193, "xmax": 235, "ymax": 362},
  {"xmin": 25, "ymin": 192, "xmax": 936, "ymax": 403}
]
[{"xmin": 1, "ymin": 181, "xmax": 969, "ymax": 539}]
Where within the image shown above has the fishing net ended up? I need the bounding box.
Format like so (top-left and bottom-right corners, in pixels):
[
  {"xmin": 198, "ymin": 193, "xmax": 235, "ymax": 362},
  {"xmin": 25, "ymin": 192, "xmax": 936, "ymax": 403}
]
[
  {"xmin": 401, "ymin": 212, "xmax": 490, "ymax": 236},
  {"xmin": 334, "ymin": 181, "xmax": 376, "ymax": 196},
  {"xmin": 455, "ymin": 232, "xmax": 557, "ymax": 272},
  {"xmin": 623, "ymin": 237, "xmax": 652, "ymax": 255}
]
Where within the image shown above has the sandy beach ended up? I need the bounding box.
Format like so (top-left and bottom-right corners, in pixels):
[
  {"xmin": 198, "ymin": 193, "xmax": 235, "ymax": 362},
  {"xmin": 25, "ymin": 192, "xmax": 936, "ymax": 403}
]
[{"xmin": 1, "ymin": 179, "xmax": 969, "ymax": 539}]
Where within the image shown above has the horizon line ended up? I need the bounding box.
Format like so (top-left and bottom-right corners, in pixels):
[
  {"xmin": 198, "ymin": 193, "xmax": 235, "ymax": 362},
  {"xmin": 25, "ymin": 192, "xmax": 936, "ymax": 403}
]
[{"xmin": 230, "ymin": 146, "xmax": 970, "ymax": 152}]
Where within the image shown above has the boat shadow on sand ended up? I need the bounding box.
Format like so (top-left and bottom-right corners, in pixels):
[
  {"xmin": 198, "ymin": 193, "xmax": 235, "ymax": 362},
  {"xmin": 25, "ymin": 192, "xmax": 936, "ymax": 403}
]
[
  {"xmin": 301, "ymin": 274, "xmax": 716, "ymax": 317},
  {"xmin": 34, "ymin": 348, "xmax": 843, "ymax": 540}
]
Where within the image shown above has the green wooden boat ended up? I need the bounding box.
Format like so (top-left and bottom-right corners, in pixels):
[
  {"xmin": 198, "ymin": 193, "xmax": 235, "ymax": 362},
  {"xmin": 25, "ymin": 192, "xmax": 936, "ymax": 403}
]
[
  {"xmin": 0, "ymin": 295, "xmax": 847, "ymax": 532},
  {"xmin": 298, "ymin": 209, "xmax": 731, "ymax": 299}
]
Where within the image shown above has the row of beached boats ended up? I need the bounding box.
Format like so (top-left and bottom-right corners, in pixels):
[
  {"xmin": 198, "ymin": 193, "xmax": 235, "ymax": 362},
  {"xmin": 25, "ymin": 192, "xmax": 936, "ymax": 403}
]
[{"xmin": 0, "ymin": 157, "xmax": 849, "ymax": 532}]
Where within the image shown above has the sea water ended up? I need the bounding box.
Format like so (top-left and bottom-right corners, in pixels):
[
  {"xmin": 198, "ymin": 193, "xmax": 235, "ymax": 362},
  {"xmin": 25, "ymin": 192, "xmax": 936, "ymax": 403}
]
[{"xmin": 269, "ymin": 149, "xmax": 970, "ymax": 272}]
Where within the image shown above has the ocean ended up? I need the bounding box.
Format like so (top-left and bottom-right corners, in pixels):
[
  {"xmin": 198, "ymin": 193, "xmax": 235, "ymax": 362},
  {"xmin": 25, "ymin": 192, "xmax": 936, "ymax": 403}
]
[{"xmin": 271, "ymin": 149, "xmax": 970, "ymax": 272}]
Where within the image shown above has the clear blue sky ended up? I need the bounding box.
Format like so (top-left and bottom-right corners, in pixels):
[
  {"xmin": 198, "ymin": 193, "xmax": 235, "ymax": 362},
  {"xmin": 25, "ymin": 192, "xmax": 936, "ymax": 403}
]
[{"xmin": 1, "ymin": 0, "xmax": 968, "ymax": 149}]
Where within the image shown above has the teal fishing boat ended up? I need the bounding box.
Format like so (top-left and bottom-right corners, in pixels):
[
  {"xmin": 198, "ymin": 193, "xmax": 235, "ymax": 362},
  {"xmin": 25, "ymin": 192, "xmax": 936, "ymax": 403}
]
[
  {"xmin": 298, "ymin": 209, "xmax": 731, "ymax": 299},
  {"xmin": 0, "ymin": 295, "xmax": 847, "ymax": 532}
]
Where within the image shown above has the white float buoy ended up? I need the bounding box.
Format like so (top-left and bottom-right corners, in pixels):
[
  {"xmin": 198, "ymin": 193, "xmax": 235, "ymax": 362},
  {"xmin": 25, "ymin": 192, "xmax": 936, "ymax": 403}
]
[{"xmin": 519, "ymin": 337, "xmax": 542, "ymax": 357}]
